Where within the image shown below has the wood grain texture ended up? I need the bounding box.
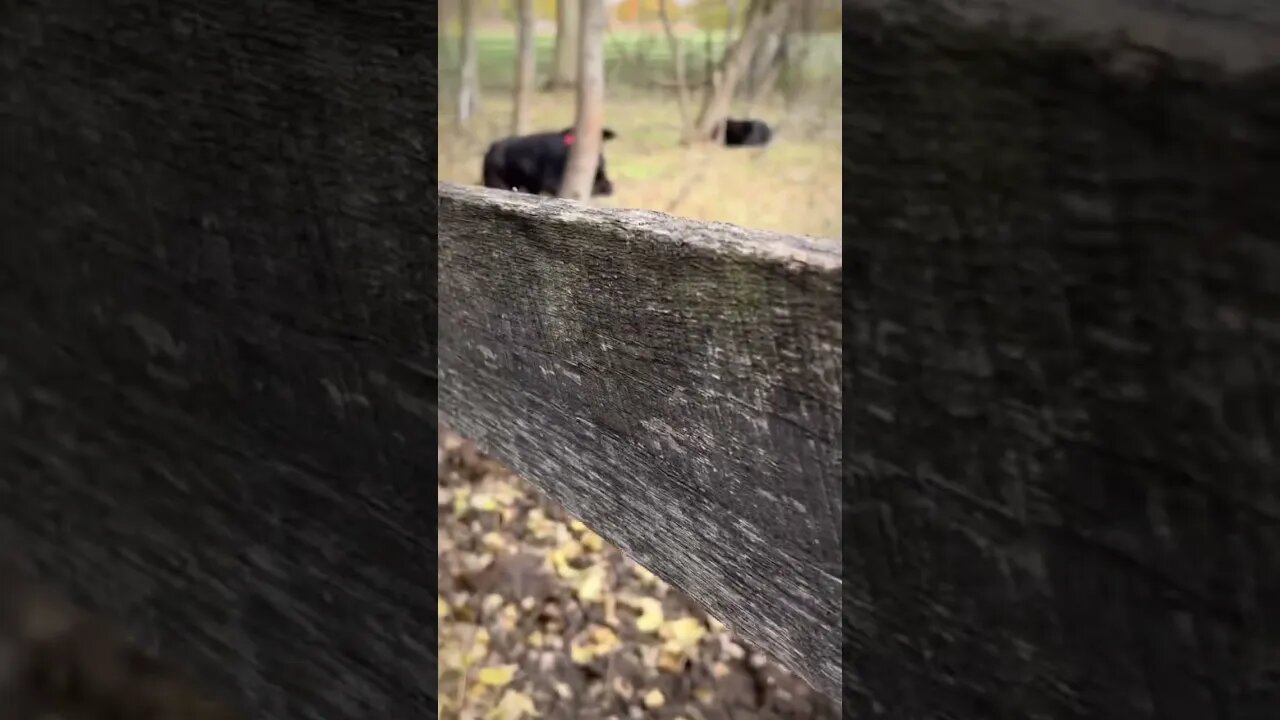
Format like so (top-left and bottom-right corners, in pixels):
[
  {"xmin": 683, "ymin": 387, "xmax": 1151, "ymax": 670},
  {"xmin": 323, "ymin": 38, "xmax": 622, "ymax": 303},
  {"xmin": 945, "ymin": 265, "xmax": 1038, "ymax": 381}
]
[
  {"xmin": 437, "ymin": 183, "xmax": 843, "ymax": 697},
  {"xmin": 0, "ymin": 1, "xmax": 435, "ymax": 718},
  {"xmin": 845, "ymin": 1, "xmax": 1280, "ymax": 718}
]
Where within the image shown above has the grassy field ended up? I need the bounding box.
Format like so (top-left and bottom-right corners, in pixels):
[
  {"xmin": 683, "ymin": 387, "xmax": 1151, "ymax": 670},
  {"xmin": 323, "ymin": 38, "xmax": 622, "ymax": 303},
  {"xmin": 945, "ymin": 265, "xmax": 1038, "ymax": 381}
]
[
  {"xmin": 438, "ymin": 30, "xmax": 841, "ymax": 241},
  {"xmin": 439, "ymin": 28, "xmax": 841, "ymax": 91}
]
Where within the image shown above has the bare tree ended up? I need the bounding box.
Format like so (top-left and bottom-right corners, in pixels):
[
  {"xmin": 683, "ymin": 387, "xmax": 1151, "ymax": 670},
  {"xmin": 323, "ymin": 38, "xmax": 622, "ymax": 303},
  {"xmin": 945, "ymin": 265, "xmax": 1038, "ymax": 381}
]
[
  {"xmin": 560, "ymin": 0, "xmax": 605, "ymax": 200},
  {"xmin": 658, "ymin": 0, "xmax": 693, "ymax": 142},
  {"xmin": 513, "ymin": 0, "xmax": 536, "ymax": 134},
  {"xmin": 457, "ymin": 0, "xmax": 479, "ymax": 128},
  {"xmin": 548, "ymin": 0, "xmax": 578, "ymax": 88},
  {"xmin": 693, "ymin": 0, "xmax": 789, "ymax": 141}
]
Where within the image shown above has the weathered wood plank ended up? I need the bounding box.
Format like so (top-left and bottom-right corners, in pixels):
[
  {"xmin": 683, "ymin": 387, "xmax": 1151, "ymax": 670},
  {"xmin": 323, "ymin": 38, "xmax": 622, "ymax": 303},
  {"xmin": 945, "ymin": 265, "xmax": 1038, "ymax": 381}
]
[
  {"xmin": 437, "ymin": 183, "xmax": 843, "ymax": 697},
  {"xmin": 0, "ymin": 2, "xmax": 435, "ymax": 718},
  {"xmin": 845, "ymin": 1, "xmax": 1280, "ymax": 717}
]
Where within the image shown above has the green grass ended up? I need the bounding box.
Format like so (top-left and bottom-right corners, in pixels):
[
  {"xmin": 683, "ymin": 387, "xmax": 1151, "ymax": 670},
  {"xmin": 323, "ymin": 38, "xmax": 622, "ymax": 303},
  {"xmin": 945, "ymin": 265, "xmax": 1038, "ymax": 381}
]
[{"xmin": 440, "ymin": 28, "xmax": 840, "ymax": 93}]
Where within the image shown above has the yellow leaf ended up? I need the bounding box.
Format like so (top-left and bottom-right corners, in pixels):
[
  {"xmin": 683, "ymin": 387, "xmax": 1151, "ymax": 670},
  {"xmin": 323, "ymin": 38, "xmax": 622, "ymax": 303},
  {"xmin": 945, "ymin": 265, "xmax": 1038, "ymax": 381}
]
[
  {"xmin": 464, "ymin": 628, "xmax": 491, "ymax": 665},
  {"xmin": 528, "ymin": 630, "xmax": 544, "ymax": 648},
  {"xmin": 482, "ymin": 593, "xmax": 505, "ymax": 616},
  {"xmin": 634, "ymin": 598, "xmax": 664, "ymax": 633},
  {"xmin": 471, "ymin": 494, "xmax": 499, "ymax": 512},
  {"xmin": 603, "ymin": 594, "xmax": 619, "ymax": 627},
  {"xmin": 588, "ymin": 625, "xmax": 620, "ymax": 654},
  {"xmin": 569, "ymin": 519, "xmax": 587, "ymax": 533},
  {"xmin": 660, "ymin": 617, "xmax": 706, "ymax": 653},
  {"xmin": 438, "ymin": 596, "xmax": 450, "ymax": 619},
  {"xmin": 486, "ymin": 689, "xmax": 538, "ymax": 720},
  {"xmin": 453, "ymin": 488, "xmax": 471, "ymax": 518},
  {"xmin": 694, "ymin": 688, "xmax": 715, "ymax": 705},
  {"xmin": 657, "ymin": 649, "xmax": 686, "ymax": 673},
  {"xmin": 580, "ymin": 530, "xmax": 605, "ymax": 553},
  {"xmin": 550, "ymin": 542, "xmax": 583, "ymax": 579},
  {"xmin": 481, "ymin": 532, "xmax": 507, "ymax": 552},
  {"xmin": 643, "ymin": 689, "xmax": 666, "ymax": 709},
  {"xmin": 499, "ymin": 605, "xmax": 519, "ymax": 632},
  {"xmin": 569, "ymin": 642, "xmax": 596, "ymax": 665},
  {"xmin": 575, "ymin": 565, "xmax": 605, "ymax": 603},
  {"xmin": 476, "ymin": 664, "xmax": 518, "ymax": 687},
  {"xmin": 711, "ymin": 661, "xmax": 731, "ymax": 679}
]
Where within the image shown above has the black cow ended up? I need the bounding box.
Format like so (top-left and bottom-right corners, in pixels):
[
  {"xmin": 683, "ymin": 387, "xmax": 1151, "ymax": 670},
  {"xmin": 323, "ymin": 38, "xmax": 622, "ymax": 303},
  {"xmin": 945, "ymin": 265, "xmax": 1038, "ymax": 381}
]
[
  {"xmin": 719, "ymin": 118, "xmax": 772, "ymax": 147},
  {"xmin": 482, "ymin": 127, "xmax": 617, "ymax": 197}
]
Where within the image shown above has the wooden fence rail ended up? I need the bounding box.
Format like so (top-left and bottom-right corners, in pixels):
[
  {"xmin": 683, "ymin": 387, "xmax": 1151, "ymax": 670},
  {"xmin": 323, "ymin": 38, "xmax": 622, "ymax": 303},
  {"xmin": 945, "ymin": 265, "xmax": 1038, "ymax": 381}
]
[{"xmin": 438, "ymin": 183, "xmax": 843, "ymax": 697}]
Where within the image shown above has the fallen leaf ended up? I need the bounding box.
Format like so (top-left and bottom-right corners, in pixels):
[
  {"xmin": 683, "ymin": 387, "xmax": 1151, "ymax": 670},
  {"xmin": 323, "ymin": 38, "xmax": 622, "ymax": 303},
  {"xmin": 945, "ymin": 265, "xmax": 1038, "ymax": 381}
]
[
  {"xmin": 603, "ymin": 594, "xmax": 619, "ymax": 627},
  {"xmin": 711, "ymin": 661, "xmax": 731, "ymax": 679},
  {"xmin": 553, "ymin": 681, "xmax": 573, "ymax": 700},
  {"xmin": 569, "ymin": 624, "xmax": 620, "ymax": 665},
  {"xmin": 486, "ymin": 689, "xmax": 538, "ymax": 720},
  {"xmin": 482, "ymin": 593, "xmax": 505, "ymax": 616},
  {"xmin": 438, "ymin": 596, "xmax": 450, "ymax": 619},
  {"xmin": 660, "ymin": 617, "xmax": 706, "ymax": 654},
  {"xmin": 612, "ymin": 676, "xmax": 634, "ymax": 699},
  {"xmin": 695, "ymin": 688, "xmax": 715, "ymax": 705},
  {"xmin": 453, "ymin": 488, "xmax": 472, "ymax": 518},
  {"xmin": 481, "ymin": 532, "xmax": 507, "ymax": 552},
  {"xmin": 476, "ymin": 664, "xmax": 518, "ymax": 687},
  {"xmin": 643, "ymin": 689, "xmax": 666, "ymax": 709},
  {"xmin": 471, "ymin": 494, "xmax": 499, "ymax": 512},
  {"xmin": 588, "ymin": 625, "xmax": 620, "ymax": 653},
  {"xmin": 569, "ymin": 519, "xmax": 588, "ymax": 533},
  {"xmin": 633, "ymin": 597, "xmax": 664, "ymax": 633},
  {"xmin": 580, "ymin": 530, "xmax": 605, "ymax": 553},
  {"xmin": 657, "ymin": 649, "xmax": 687, "ymax": 673},
  {"xmin": 575, "ymin": 565, "xmax": 606, "ymax": 603},
  {"xmin": 569, "ymin": 642, "xmax": 597, "ymax": 665}
]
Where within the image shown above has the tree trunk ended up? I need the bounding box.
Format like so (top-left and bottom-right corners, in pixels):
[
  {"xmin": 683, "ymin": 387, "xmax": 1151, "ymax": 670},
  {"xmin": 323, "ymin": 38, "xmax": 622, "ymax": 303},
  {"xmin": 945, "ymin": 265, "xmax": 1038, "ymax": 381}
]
[
  {"xmin": 512, "ymin": 0, "xmax": 536, "ymax": 134},
  {"xmin": 693, "ymin": 0, "xmax": 788, "ymax": 141},
  {"xmin": 549, "ymin": 0, "xmax": 578, "ymax": 89},
  {"xmin": 658, "ymin": 0, "xmax": 692, "ymax": 142},
  {"xmin": 560, "ymin": 0, "xmax": 605, "ymax": 200},
  {"xmin": 457, "ymin": 0, "xmax": 479, "ymax": 128}
]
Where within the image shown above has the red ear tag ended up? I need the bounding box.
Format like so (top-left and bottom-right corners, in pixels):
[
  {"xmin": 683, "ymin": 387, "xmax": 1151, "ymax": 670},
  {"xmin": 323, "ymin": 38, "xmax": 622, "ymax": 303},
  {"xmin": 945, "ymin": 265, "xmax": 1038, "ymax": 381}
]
[{"xmin": 563, "ymin": 133, "xmax": 575, "ymax": 146}]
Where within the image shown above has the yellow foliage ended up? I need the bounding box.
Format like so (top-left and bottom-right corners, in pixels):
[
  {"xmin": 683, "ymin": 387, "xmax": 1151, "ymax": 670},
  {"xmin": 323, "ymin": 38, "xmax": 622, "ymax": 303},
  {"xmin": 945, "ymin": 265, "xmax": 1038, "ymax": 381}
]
[
  {"xmin": 575, "ymin": 565, "xmax": 606, "ymax": 603},
  {"xmin": 580, "ymin": 530, "xmax": 605, "ymax": 553},
  {"xmin": 487, "ymin": 690, "xmax": 538, "ymax": 720},
  {"xmin": 643, "ymin": 689, "xmax": 666, "ymax": 709},
  {"xmin": 470, "ymin": 493, "xmax": 499, "ymax": 512},
  {"xmin": 476, "ymin": 664, "xmax": 518, "ymax": 687},
  {"xmin": 633, "ymin": 597, "xmax": 664, "ymax": 633},
  {"xmin": 659, "ymin": 617, "xmax": 706, "ymax": 654},
  {"xmin": 570, "ymin": 624, "xmax": 621, "ymax": 665}
]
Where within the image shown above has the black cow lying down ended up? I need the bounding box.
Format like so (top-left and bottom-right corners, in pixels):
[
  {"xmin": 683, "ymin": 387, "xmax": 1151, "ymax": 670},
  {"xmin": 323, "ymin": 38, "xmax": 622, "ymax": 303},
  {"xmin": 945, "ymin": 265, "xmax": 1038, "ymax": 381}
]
[
  {"xmin": 482, "ymin": 127, "xmax": 617, "ymax": 197},
  {"xmin": 719, "ymin": 118, "xmax": 772, "ymax": 147}
]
